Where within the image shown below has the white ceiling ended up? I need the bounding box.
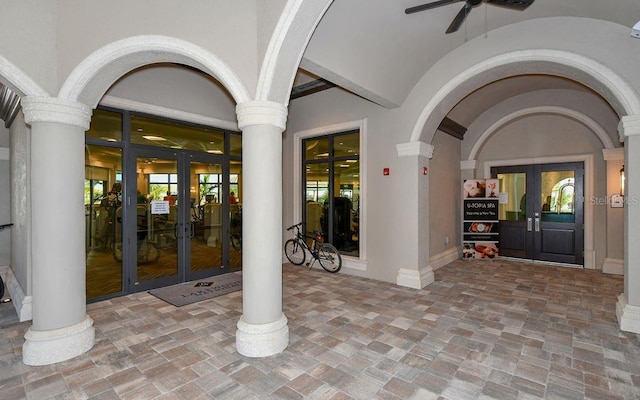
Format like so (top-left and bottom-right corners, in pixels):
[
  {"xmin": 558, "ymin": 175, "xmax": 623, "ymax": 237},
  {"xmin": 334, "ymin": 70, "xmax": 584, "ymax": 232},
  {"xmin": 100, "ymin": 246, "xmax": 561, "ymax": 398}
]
[{"xmin": 296, "ymin": 0, "xmax": 640, "ymax": 131}]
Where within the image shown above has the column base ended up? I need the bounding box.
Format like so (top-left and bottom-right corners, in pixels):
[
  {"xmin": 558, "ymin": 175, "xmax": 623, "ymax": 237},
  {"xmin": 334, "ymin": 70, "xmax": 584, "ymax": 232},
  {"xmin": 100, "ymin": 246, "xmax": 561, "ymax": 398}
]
[
  {"xmin": 396, "ymin": 266, "xmax": 434, "ymax": 289},
  {"xmin": 236, "ymin": 313, "xmax": 289, "ymax": 357},
  {"xmin": 616, "ymin": 294, "xmax": 640, "ymax": 334},
  {"xmin": 23, "ymin": 315, "xmax": 95, "ymax": 366}
]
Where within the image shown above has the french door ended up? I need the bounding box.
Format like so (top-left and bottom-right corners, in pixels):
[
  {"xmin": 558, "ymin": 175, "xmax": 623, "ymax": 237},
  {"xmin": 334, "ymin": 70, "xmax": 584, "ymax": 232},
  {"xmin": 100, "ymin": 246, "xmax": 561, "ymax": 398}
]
[
  {"xmin": 120, "ymin": 147, "xmax": 234, "ymax": 292},
  {"xmin": 491, "ymin": 162, "xmax": 584, "ymax": 265}
]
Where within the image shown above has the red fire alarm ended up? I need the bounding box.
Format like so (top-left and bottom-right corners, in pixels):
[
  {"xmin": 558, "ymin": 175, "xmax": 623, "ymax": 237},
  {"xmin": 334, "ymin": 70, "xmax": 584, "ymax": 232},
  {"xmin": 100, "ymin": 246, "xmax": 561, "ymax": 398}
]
[
  {"xmin": 383, "ymin": 167, "xmax": 390, "ymax": 176},
  {"xmin": 423, "ymin": 166, "xmax": 428, "ymax": 175}
]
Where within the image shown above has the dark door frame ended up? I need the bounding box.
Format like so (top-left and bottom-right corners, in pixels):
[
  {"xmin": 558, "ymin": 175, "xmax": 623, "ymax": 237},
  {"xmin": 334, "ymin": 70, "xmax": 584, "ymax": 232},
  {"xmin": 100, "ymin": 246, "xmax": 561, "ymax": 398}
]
[{"xmin": 491, "ymin": 161, "xmax": 585, "ymax": 266}]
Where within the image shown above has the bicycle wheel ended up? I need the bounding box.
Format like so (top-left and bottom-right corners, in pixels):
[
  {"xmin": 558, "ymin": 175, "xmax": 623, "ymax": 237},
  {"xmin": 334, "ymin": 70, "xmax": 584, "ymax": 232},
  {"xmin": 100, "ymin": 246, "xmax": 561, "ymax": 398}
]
[
  {"xmin": 318, "ymin": 243, "xmax": 342, "ymax": 273},
  {"xmin": 284, "ymin": 239, "xmax": 306, "ymax": 265}
]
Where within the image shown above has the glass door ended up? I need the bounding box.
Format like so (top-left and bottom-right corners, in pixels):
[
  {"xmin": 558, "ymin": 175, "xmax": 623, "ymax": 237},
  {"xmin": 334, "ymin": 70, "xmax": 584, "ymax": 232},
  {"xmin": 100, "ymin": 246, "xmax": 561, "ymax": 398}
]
[
  {"xmin": 187, "ymin": 153, "xmax": 229, "ymax": 280},
  {"xmin": 492, "ymin": 162, "xmax": 584, "ymax": 265},
  {"xmin": 123, "ymin": 148, "xmax": 181, "ymax": 291}
]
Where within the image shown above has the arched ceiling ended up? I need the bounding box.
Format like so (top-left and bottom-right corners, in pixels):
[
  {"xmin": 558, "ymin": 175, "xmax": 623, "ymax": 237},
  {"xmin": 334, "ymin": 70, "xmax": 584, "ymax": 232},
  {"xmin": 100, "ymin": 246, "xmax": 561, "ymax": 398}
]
[{"xmin": 293, "ymin": 0, "xmax": 639, "ymax": 138}]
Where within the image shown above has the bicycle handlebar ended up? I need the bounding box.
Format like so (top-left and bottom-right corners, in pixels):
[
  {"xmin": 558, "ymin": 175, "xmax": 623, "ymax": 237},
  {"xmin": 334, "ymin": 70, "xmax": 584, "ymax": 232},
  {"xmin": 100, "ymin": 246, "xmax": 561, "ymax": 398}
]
[{"xmin": 286, "ymin": 222, "xmax": 303, "ymax": 231}]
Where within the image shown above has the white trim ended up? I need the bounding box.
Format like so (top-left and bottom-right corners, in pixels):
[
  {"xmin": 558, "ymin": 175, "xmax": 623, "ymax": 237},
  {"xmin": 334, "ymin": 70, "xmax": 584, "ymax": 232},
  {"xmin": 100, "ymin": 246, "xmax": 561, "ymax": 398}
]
[
  {"xmin": 483, "ymin": 153, "xmax": 595, "ymax": 269},
  {"xmin": 58, "ymin": 35, "xmax": 251, "ymax": 108},
  {"xmin": 292, "ymin": 119, "xmax": 368, "ymax": 262},
  {"xmin": 4, "ymin": 267, "xmax": 32, "ymax": 322},
  {"xmin": 0, "ymin": 53, "xmax": 49, "ymax": 97},
  {"xmin": 617, "ymin": 294, "xmax": 640, "ymax": 334},
  {"xmin": 430, "ymin": 247, "xmax": 460, "ymax": 271},
  {"xmin": 100, "ymin": 95, "xmax": 239, "ymax": 131},
  {"xmin": 396, "ymin": 266, "xmax": 434, "ymax": 289},
  {"xmin": 236, "ymin": 101, "xmax": 287, "ymax": 131},
  {"xmin": 396, "ymin": 141, "xmax": 434, "ymax": 158},
  {"xmin": 468, "ymin": 106, "xmax": 615, "ymax": 161},
  {"xmin": 411, "ymin": 49, "xmax": 640, "ymax": 144},
  {"xmin": 602, "ymin": 148, "xmax": 624, "ymax": 161},
  {"xmin": 460, "ymin": 160, "xmax": 477, "ymax": 171},
  {"xmin": 603, "ymin": 258, "xmax": 624, "ymax": 275}
]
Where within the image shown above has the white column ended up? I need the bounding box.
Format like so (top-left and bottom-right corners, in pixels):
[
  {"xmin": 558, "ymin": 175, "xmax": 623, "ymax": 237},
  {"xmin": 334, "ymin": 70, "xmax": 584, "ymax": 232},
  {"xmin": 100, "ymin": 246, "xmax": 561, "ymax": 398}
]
[
  {"xmin": 235, "ymin": 100, "xmax": 289, "ymax": 357},
  {"xmin": 21, "ymin": 97, "xmax": 95, "ymax": 365},
  {"xmin": 394, "ymin": 141, "xmax": 435, "ymax": 289},
  {"xmin": 617, "ymin": 115, "xmax": 640, "ymax": 333}
]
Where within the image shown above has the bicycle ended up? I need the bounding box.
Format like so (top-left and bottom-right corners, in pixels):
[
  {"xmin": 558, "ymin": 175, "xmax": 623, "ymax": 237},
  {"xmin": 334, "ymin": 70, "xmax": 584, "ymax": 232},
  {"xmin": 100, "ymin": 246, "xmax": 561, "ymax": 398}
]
[{"xmin": 284, "ymin": 222, "xmax": 342, "ymax": 273}]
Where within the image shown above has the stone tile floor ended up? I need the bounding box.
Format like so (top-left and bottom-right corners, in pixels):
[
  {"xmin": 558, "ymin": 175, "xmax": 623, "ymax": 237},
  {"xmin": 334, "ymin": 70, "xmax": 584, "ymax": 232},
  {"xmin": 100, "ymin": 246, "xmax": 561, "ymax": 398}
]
[{"xmin": 1, "ymin": 259, "xmax": 640, "ymax": 399}]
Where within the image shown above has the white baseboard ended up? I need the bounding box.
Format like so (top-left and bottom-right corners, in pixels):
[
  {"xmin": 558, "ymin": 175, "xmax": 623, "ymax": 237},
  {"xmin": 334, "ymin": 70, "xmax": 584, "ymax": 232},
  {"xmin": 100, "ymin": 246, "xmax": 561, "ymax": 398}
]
[
  {"xmin": 617, "ymin": 294, "xmax": 640, "ymax": 334},
  {"xmin": 2, "ymin": 267, "xmax": 32, "ymax": 322},
  {"xmin": 430, "ymin": 247, "xmax": 461, "ymax": 271},
  {"xmin": 603, "ymin": 258, "xmax": 624, "ymax": 275},
  {"xmin": 396, "ymin": 266, "xmax": 434, "ymax": 289}
]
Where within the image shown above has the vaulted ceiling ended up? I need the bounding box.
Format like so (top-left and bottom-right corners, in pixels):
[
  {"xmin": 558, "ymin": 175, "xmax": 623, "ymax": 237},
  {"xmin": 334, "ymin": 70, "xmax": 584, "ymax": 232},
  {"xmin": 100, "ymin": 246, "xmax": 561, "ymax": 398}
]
[{"xmin": 291, "ymin": 0, "xmax": 640, "ymax": 139}]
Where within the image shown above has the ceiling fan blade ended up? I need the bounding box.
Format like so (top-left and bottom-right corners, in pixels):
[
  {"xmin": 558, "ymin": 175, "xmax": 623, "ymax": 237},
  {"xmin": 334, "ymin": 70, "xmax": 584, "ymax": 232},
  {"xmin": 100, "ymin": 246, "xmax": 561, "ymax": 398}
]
[
  {"xmin": 485, "ymin": 0, "xmax": 534, "ymax": 10},
  {"xmin": 446, "ymin": 3, "xmax": 472, "ymax": 33},
  {"xmin": 405, "ymin": 0, "xmax": 463, "ymax": 14}
]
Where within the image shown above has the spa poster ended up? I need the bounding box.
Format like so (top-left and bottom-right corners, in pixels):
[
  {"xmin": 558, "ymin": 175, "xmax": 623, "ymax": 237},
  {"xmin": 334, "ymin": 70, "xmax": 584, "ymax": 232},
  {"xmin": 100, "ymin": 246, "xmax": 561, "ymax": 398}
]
[{"xmin": 462, "ymin": 179, "xmax": 499, "ymax": 259}]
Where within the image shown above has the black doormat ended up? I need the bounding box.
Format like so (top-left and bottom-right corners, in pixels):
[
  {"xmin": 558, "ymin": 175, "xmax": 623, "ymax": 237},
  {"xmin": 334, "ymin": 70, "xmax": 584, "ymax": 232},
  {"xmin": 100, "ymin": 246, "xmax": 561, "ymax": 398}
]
[{"xmin": 148, "ymin": 272, "xmax": 242, "ymax": 307}]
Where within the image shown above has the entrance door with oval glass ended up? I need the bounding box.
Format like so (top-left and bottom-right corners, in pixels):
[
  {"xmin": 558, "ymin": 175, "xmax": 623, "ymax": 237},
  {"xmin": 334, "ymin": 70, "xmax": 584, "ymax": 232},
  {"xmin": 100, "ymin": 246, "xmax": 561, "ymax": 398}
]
[{"xmin": 491, "ymin": 162, "xmax": 584, "ymax": 265}]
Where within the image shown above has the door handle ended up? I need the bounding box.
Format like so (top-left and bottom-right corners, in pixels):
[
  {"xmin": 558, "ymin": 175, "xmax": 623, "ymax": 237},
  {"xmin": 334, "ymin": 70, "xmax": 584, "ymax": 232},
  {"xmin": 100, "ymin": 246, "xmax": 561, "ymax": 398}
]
[
  {"xmin": 189, "ymin": 222, "xmax": 195, "ymax": 238},
  {"xmin": 535, "ymin": 217, "xmax": 540, "ymax": 232},
  {"xmin": 527, "ymin": 217, "xmax": 532, "ymax": 231},
  {"xmin": 175, "ymin": 223, "xmax": 183, "ymax": 239}
]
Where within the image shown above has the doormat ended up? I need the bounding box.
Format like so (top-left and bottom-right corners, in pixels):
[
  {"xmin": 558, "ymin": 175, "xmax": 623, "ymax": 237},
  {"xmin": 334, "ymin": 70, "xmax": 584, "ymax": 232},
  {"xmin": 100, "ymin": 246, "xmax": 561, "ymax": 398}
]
[{"xmin": 148, "ymin": 272, "xmax": 242, "ymax": 307}]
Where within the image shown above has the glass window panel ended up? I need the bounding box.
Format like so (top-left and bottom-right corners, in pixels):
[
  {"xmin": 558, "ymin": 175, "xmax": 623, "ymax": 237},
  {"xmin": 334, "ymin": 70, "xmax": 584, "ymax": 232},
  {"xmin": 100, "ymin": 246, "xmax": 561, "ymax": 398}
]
[
  {"xmin": 542, "ymin": 171, "xmax": 575, "ymax": 222},
  {"xmin": 131, "ymin": 115, "xmax": 225, "ymax": 152},
  {"xmin": 230, "ymin": 132, "xmax": 242, "ymax": 157},
  {"xmin": 334, "ymin": 131, "xmax": 359, "ymax": 158},
  {"xmin": 229, "ymin": 160, "xmax": 242, "ymax": 271},
  {"xmin": 85, "ymin": 144, "xmax": 123, "ymax": 300},
  {"xmin": 86, "ymin": 109, "xmax": 122, "ymax": 142},
  {"xmin": 497, "ymin": 173, "xmax": 526, "ymax": 221},
  {"xmin": 305, "ymin": 137, "xmax": 330, "ymax": 160},
  {"xmin": 333, "ymin": 160, "xmax": 359, "ymax": 255},
  {"xmin": 305, "ymin": 162, "xmax": 328, "ymax": 237}
]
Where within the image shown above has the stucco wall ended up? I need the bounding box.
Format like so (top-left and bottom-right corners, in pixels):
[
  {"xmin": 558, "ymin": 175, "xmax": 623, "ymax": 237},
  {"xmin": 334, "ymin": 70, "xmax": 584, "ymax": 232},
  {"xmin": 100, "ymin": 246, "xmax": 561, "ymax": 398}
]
[{"xmin": 429, "ymin": 131, "xmax": 461, "ymax": 257}]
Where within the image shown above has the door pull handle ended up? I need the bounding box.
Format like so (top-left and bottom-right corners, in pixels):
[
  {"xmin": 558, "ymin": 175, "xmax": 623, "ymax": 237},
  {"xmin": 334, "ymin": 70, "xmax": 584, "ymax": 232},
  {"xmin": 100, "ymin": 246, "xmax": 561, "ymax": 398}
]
[
  {"xmin": 527, "ymin": 217, "xmax": 533, "ymax": 231},
  {"xmin": 535, "ymin": 217, "xmax": 540, "ymax": 232}
]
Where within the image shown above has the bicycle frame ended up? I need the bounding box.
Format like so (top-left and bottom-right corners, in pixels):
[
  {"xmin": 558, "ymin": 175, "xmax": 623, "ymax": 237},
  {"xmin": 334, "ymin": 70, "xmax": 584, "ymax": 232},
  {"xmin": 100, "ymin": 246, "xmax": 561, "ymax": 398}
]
[{"xmin": 285, "ymin": 222, "xmax": 341, "ymax": 273}]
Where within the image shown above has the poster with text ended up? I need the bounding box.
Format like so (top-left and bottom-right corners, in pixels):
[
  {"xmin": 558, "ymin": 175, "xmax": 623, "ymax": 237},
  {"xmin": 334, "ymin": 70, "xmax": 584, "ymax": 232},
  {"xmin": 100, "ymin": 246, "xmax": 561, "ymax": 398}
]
[{"xmin": 462, "ymin": 179, "xmax": 499, "ymax": 259}]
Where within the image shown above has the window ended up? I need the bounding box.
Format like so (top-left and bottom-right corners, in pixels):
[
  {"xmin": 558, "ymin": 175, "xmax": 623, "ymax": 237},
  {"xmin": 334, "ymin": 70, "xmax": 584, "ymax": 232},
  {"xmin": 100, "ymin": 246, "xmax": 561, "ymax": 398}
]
[{"xmin": 303, "ymin": 130, "xmax": 360, "ymax": 256}]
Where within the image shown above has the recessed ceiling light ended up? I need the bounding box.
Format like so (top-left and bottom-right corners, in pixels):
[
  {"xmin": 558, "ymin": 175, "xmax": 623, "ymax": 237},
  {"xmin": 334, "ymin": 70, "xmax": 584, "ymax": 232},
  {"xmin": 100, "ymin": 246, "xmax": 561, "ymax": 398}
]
[
  {"xmin": 207, "ymin": 150, "xmax": 223, "ymax": 154},
  {"xmin": 142, "ymin": 135, "xmax": 166, "ymax": 141}
]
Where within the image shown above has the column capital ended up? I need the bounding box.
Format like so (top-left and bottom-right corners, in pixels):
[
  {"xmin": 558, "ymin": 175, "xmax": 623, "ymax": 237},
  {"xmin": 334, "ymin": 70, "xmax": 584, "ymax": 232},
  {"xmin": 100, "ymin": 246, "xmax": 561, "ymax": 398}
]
[
  {"xmin": 396, "ymin": 141, "xmax": 434, "ymax": 158},
  {"xmin": 460, "ymin": 160, "xmax": 477, "ymax": 170},
  {"xmin": 602, "ymin": 148, "xmax": 624, "ymax": 161},
  {"xmin": 236, "ymin": 100, "xmax": 287, "ymax": 131},
  {"xmin": 618, "ymin": 114, "xmax": 640, "ymax": 141},
  {"xmin": 22, "ymin": 96, "xmax": 92, "ymax": 130}
]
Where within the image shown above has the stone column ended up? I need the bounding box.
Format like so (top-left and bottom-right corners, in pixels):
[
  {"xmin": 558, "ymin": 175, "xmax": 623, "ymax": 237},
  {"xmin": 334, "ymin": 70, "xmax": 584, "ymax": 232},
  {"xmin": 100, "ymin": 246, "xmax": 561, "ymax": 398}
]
[
  {"xmin": 21, "ymin": 97, "xmax": 94, "ymax": 365},
  {"xmin": 617, "ymin": 115, "xmax": 640, "ymax": 333},
  {"xmin": 602, "ymin": 148, "xmax": 624, "ymax": 275},
  {"xmin": 235, "ymin": 100, "xmax": 289, "ymax": 357},
  {"xmin": 394, "ymin": 141, "xmax": 435, "ymax": 289}
]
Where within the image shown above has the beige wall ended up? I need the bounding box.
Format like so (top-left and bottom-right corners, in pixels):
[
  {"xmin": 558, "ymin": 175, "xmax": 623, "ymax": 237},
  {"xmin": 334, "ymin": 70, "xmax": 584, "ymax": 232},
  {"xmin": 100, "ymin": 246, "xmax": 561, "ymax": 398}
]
[{"xmin": 429, "ymin": 131, "xmax": 461, "ymax": 256}]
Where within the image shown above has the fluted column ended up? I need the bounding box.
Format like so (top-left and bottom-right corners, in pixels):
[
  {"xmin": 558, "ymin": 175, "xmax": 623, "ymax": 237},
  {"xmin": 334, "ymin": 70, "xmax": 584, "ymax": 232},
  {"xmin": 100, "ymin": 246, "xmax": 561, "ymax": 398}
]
[
  {"xmin": 235, "ymin": 100, "xmax": 289, "ymax": 357},
  {"xmin": 617, "ymin": 115, "xmax": 640, "ymax": 333},
  {"xmin": 21, "ymin": 96, "xmax": 95, "ymax": 365}
]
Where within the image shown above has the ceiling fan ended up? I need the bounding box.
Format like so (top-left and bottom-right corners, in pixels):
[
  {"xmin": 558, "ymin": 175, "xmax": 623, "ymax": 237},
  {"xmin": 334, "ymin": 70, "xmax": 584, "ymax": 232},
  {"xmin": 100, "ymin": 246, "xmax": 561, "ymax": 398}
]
[{"xmin": 405, "ymin": 0, "xmax": 535, "ymax": 34}]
